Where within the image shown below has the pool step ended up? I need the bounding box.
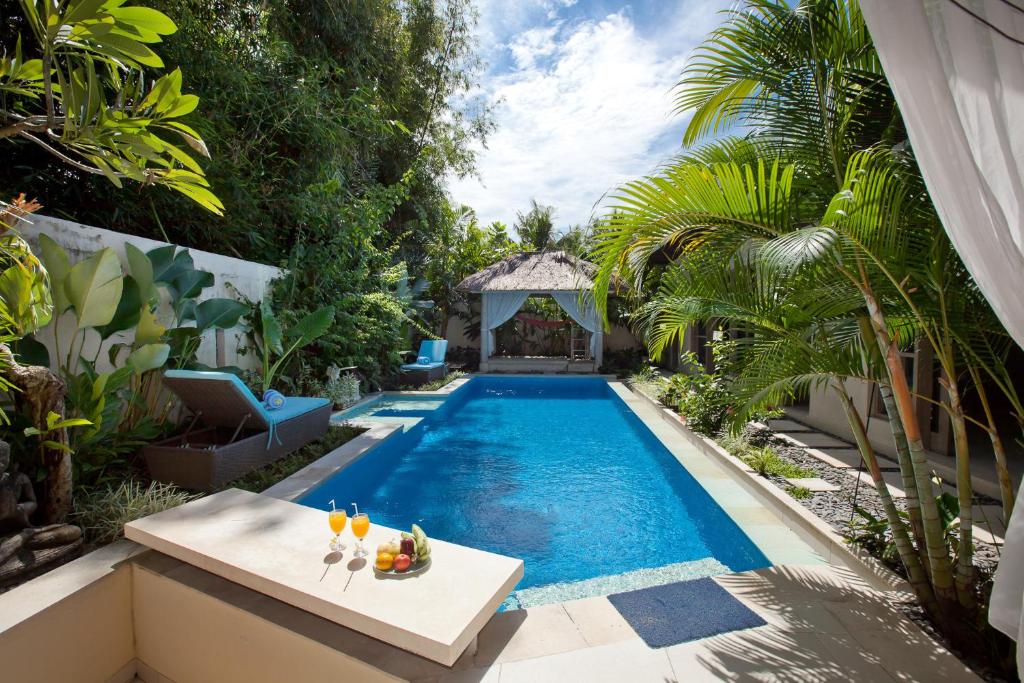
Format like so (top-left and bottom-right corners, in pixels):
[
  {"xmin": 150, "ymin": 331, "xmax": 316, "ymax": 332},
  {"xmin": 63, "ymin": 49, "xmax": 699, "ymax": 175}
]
[{"xmin": 502, "ymin": 557, "xmax": 731, "ymax": 610}]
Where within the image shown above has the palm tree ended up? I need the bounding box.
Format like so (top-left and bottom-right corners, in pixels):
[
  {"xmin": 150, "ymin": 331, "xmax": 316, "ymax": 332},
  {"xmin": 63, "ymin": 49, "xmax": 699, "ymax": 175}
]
[
  {"xmin": 515, "ymin": 200, "xmax": 556, "ymax": 250},
  {"xmin": 590, "ymin": 0, "xmax": 1019, "ymax": 652}
]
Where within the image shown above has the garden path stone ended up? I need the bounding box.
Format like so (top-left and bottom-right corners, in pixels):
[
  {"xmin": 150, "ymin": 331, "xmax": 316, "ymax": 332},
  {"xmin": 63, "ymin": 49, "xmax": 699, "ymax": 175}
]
[
  {"xmin": 784, "ymin": 477, "xmax": 840, "ymax": 492},
  {"xmin": 803, "ymin": 447, "xmax": 862, "ymax": 469},
  {"xmin": 767, "ymin": 418, "xmax": 814, "ymax": 432},
  {"xmin": 777, "ymin": 432, "xmax": 853, "ymax": 449}
]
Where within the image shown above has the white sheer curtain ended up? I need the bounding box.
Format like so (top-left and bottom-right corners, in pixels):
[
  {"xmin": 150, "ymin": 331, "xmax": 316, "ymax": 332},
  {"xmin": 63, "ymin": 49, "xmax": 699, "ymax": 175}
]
[
  {"xmin": 860, "ymin": 0, "xmax": 1024, "ymax": 664},
  {"xmin": 861, "ymin": 0, "xmax": 1024, "ymax": 347},
  {"xmin": 551, "ymin": 290, "xmax": 602, "ymax": 362},
  {"xmin": 481, "ymin": 291, "xmax": 529, "ymax": 360}
]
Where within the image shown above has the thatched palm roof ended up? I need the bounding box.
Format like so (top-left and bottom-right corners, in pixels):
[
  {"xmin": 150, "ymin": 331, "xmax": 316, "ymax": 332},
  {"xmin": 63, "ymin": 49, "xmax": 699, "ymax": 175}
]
[{"xmin": 456, "ymin": 250, "xmax": 601, "ymax": 293}]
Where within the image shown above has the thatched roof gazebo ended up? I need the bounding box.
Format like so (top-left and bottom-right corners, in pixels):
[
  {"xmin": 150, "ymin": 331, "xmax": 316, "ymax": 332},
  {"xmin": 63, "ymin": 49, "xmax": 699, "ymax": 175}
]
[{"xmin": 456, "ymin": 250, "xmax": 605, "ymax": 373}]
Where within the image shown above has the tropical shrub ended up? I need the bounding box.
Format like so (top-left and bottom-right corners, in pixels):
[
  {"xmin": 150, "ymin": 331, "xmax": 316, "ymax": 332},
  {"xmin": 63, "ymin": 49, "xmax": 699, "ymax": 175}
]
[
  {"xmin": 657, "ymin": 353, "xmax": 731, "ymax": 436},
  {"xmin": 32, "ymin": 238, "xmax": 247, "ymax": 488},
  {"xmin": 242, "ymin": 300, "xmax": 335, "ymax": 395},
  {"xmin": 786, "ymin": 486, "xmax": 812, "ymax": 501},
  {"xmin": 741, "ymin": 447, "xmax": 813, "ymax": 479}
]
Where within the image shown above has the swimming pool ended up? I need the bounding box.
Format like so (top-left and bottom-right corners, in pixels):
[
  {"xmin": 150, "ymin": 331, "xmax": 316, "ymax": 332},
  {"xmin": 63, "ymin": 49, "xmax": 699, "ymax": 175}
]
[{"xmin": 300, "ymin": 376, "xmax": 769, "ymax": 607}]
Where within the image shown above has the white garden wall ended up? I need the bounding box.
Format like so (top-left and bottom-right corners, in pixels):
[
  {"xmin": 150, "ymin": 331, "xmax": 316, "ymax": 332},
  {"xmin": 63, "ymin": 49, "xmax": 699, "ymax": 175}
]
[{"xmin": 17, "ymin": 215, "xmax": 283, "ymax": 372}]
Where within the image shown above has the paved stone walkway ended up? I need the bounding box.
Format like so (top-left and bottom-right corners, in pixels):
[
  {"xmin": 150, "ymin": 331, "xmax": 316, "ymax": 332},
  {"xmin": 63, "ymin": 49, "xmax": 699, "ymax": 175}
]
[{"xmin": 406, "ymin": 564, "xmax": 980, "ymax": 682}]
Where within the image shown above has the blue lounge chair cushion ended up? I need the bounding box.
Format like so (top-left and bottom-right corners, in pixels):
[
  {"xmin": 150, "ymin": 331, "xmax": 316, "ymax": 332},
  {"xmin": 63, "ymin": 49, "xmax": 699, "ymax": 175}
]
[
  {"xmin": 401, "ymin": 361, "xmax": 445, "ymax": 371},
  {"xmin": 163, "ymin": 369, "xmax": 329, "ymax": 429},
  {"xmin": 419, "ymin": 339, "xmax": 447, "ymax": 363},
  {"xmin": 401, "ymin": 339, "xmax": 448, "ymax": 373},
  {"xmin": 265, "ymin": 396, "xmax": 331, "ymax": 424}
]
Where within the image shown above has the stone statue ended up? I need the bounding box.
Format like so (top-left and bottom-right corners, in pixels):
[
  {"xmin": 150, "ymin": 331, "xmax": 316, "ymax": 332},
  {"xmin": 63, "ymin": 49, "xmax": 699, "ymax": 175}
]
[{"xmin": 0, "ymin": 440, "xmax": 36, "ymax": 531}]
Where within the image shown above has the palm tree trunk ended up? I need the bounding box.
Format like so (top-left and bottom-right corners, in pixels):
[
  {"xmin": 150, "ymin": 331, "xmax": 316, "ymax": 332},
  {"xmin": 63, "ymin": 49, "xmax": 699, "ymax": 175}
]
[
  {"xmin": 833, "ymin": 382, "xmax": 938, "ymax": 613},
  {"xmin": 945, "ymin": 377, "xmax": 976, "ymax": 609},
  {"xmin": 857, "ymin": 316, "xmax": 929, "ymax": 567},
  {"xmin": 860, "ymin": 285, "xmax": 957, "ymax": 609},
  {"xmin": 877, "ymin": 385, "xmax": 929, "ymax": 565},
  {"xmin": 970, "ymin": 365, "xmax": 1015, "ymax": 522}
]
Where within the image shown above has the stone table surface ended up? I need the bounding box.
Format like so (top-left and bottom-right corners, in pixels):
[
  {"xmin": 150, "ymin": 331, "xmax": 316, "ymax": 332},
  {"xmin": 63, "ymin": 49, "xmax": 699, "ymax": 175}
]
[{"xmin": 124, "ymin": 488, "xmax": 524, "ymax": 665}]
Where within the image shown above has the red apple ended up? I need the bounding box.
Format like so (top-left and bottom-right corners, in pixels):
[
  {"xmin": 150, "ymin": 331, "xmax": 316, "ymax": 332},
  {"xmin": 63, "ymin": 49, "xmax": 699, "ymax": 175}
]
[
  {"xmin": 394, "ymin": 554, "xmax": 412, "ymax": 572},
  {"xmin": 400, "ymin": 537, "xmax": 416, "ymax": 557}
]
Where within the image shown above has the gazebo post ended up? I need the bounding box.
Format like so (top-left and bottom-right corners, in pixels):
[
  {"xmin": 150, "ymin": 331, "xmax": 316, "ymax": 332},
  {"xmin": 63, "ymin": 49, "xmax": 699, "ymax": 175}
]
[{"xmin": 479, "ymin": 292, "xmax": 489, "ymax": 372}]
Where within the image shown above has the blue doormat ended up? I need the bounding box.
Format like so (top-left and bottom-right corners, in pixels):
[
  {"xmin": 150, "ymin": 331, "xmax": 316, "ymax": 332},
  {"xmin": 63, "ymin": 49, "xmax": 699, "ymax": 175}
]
[{"xmin": 607, "ymin": 576, "xmax": 766, "ymax": 648}]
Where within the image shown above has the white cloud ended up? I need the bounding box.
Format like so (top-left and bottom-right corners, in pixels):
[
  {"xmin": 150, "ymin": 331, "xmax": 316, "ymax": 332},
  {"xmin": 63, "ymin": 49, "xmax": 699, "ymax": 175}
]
[{"xmin": 449, "ymin": 1, "xmax": 729, "ymax": 232}]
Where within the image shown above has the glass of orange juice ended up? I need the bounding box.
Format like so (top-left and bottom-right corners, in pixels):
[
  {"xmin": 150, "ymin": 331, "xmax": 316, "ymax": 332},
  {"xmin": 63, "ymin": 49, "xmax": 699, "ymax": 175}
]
[
  {"xmin": 328, "ymin": 500, "xmax": 347, "ymax": 551},
  {"xmin": 350, "ymin": 504, "xmax": 370, "ymax": 558}
]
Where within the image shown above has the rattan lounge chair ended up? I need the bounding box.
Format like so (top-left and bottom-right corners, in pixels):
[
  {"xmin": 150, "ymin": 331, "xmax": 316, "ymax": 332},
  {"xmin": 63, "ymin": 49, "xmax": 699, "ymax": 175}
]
[
  {"xmin": 143, "ymin": 370, "xmax": 331, "ymax": 491},
  {"xmin": 400, "ymin": 339, "xmax": 448, "ymax": 385}
]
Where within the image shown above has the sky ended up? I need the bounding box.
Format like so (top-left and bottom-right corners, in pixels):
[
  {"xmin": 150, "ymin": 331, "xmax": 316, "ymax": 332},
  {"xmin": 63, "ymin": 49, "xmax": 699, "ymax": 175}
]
[{"xmin": 447, "ymin": 0, "xmax": 734, "ymax": 233}]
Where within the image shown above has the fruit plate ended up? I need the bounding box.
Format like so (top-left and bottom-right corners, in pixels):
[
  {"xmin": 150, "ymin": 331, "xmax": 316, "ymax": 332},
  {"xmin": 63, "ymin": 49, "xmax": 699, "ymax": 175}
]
[{"xmin": 374, "ymin": 556, "xmax": 431, "ymax": 578}]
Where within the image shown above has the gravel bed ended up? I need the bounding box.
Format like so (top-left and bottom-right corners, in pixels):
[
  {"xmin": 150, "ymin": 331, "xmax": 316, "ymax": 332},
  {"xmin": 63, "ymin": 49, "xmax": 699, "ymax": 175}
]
[
  {"xmin": 734, "ymin": 422, "xmax": 1009, "ymax": 682},
  {"xmin": 737, "ymin": 423, "xmax": 1002, "ymax": 575}
]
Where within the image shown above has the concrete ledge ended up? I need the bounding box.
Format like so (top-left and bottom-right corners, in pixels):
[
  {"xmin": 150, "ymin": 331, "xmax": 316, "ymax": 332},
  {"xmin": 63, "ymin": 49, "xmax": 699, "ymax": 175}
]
[
  {"xmin": 0, "ymin": 538, "xmax": 144, "ymax": 632},
  {"xmin": 0, "ymin": 539, "xmax": 145, "ymax": 683},
  {"xmin": 262, "ymin": 423, "xmax": 404, "ymax": 502},
  {"xmin": 628, "ymin": 386, "xmax": 911, "ymax": 595},
  {"xmin": 125, "ymin": 489, "xmax": 524, "ymax": 666}
]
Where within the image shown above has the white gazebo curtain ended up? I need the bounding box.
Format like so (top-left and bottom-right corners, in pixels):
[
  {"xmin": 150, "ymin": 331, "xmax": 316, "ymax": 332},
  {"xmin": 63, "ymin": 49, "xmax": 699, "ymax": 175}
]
[
  {"xmin": 551, "ymin": 290, "xmax": 603, "ymax": 365},
  {"xmin": 860, "ymin": 0, "xmax": 1024, "ymax": 667},
  {"xmin": 480, "ymin": 291, "xmax": 529, "ymax": 360},
  {"xmin": 479, "ymin": 290, "xmax": 604, "ymax": 365}
]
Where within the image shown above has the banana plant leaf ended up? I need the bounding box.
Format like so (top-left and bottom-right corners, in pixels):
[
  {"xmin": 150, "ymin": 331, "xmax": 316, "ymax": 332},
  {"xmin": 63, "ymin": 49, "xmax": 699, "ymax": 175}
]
[
  {"xmin": 95, "ymin": 275, "xmax": 142, "ymax": 340},
  {"xmin": 37, "ymin": 234, "xmax": 72, "ymax": 316},
  {"xmin": 260, "ymin": 299, "xmax": 284, "ymax": 355},
  {"xmin": 127, "ymin": 343, "xmax": 171, "ymax": 374},
  {"xmin": 135, "ymin": 307, "xmax": 167, "ymax": 346},
  {"xmin": 147, "ymin": 245, "xmax": 194, "ymax": 285},
  {"xmin": 125, "ymin": 243, "xmax": 157, "ymax": 304},
  {"xmin": 286, "ymin": 305, "xmax": 335, "ymax": 345},
  {"xmin": 65, "ymin": 247, "xmax": 124, "ymax": 330},
  {"xmin": 195, "ymin": 298, "xmax": 248, "ymax": 331},
  {"xmin": 171, "ymin": 268, "xmax": 214, "ymax": 302}
]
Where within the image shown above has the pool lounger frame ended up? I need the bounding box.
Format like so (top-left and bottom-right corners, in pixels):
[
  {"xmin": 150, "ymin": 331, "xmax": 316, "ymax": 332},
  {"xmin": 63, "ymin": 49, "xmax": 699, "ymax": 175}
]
[{"xmin": 143, "ymin": 371, "xmax": 331, "ymax": 491}]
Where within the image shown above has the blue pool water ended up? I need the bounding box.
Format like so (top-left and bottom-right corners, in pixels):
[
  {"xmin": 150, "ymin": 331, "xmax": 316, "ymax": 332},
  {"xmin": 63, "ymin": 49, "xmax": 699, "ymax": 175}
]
[{"xmin": 300, "ymin": 377, "xmax": 768, "ymax": 598}]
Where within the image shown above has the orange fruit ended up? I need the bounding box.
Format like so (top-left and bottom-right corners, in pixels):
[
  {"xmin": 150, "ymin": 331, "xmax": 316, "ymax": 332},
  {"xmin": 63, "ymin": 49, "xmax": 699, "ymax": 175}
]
[{"xmin": 375, "ymin": 552, "xmax": 394, "ymax": 571}]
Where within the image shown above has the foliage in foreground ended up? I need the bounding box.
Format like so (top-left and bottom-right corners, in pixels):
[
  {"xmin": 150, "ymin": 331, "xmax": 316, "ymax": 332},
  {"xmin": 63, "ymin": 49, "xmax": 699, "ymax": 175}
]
[
  {"xmin": 72, "ymin": 480, "xmax": 199, "ymax": 545},
  {"xmin": 0, "ymin": 0, "xmax": 221, "ymax": 212}
]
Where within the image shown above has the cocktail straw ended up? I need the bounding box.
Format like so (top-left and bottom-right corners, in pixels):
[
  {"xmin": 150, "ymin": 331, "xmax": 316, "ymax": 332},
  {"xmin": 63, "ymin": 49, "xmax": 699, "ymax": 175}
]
[
  {"xmin": 351, "ymin": 502, "xmax": 360, "ymax": 516},
  {"xmin": 329, "ymin": 499, "xmax": 336, "ymax": 511}
]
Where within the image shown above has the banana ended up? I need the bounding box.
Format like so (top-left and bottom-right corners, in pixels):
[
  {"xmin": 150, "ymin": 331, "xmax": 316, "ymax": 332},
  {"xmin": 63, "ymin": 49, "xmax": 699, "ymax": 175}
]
[{"xmin": 411, "ymin": 524, "xmax": 430, "ymax": 558}]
